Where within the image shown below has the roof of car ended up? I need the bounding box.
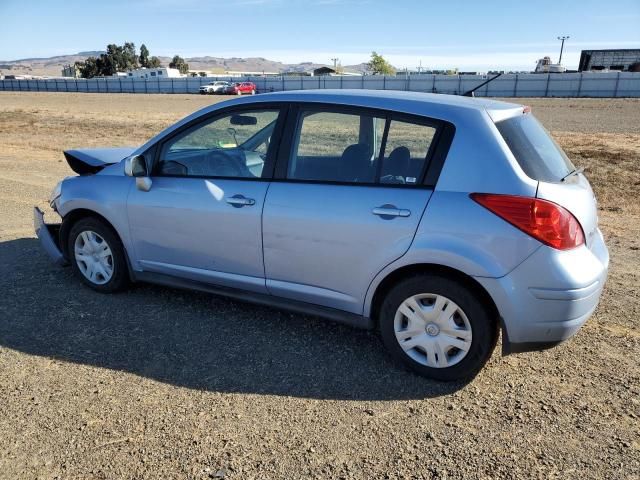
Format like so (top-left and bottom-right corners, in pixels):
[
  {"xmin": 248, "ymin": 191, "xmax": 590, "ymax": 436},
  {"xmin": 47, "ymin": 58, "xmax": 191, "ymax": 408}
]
[
  {"xmin": 139, "ymin": 89, "xmax": 523, "ymax": 155},
  {"xmin": 217, "ymin": 89, "xmax": 523, "ymax": 121}
]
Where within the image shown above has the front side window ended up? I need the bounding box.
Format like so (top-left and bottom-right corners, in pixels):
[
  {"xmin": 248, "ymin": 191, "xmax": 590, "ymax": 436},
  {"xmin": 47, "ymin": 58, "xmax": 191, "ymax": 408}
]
[{"xmin": 157, "ymin": 109, "xmax": 280, "ymax": 178}]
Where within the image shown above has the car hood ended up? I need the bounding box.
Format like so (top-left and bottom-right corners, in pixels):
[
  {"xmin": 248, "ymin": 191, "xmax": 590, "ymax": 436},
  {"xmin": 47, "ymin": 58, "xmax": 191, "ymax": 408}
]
[{"xmin": 63, "ymin": 147, "xmax": 136, "ymax": 174}]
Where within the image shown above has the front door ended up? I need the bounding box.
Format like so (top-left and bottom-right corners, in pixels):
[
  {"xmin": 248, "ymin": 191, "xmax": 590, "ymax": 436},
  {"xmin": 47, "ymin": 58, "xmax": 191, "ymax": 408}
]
[
  {"xmin": 127, "ymin": 107, "xmax": 282, "ymax": 293},
  {"xmin": 263, "ymin": 107, "xmax": 442, "ymax": 314}
]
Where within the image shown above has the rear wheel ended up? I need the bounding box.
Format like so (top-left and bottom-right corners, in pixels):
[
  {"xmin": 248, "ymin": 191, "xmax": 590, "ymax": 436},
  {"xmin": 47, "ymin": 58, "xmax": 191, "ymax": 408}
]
[
  {"xmin": 379, "ymin": 274, "xmax": 496, "ymax": 381},
  {"xmin": 68, "ymin": 217, "xmax": 129, "ymax": 293}
]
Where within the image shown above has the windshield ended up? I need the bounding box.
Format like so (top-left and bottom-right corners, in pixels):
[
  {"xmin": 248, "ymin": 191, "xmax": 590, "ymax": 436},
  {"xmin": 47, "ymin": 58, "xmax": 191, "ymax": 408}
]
[{"xmin": 496, "ymin": 114, "xmax": 574, "ymax": 183}]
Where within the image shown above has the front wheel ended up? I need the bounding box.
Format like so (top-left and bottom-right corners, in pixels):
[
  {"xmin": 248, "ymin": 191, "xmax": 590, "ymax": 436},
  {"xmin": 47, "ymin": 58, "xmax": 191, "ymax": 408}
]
[
  {"xmin": 68, "ymin": 217, "xmax": 129, "ymax": 293},
  {"xmin": 379, "ymin": 274, "xmax": 496, "ymax": 381}
]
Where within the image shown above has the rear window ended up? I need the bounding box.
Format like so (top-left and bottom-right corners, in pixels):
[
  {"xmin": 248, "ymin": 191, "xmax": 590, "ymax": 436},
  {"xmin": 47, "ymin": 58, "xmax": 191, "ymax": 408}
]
[{"xmin": 496, "ymin": 114, "xmax": 574, "ymax": 182}]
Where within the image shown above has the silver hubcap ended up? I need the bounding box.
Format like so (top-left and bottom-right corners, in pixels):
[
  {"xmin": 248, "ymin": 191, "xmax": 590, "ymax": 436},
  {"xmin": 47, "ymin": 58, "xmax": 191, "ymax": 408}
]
[
  {"xmin": 74, "ymin": 231, "xmax": 114, "ymax": 285},
  {"xmin": 394, "ymin": 293, "xmax": 473, "ymax": 368}
]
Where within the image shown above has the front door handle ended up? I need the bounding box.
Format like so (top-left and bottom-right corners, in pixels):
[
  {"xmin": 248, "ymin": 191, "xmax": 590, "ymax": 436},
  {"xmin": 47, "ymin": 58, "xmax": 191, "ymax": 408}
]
[
  {"xmin": 226, "ymin": 195, "xmax": 256, "ymax": 208},
  {"xmin": 372, "ymin": 205, "xmax": 411, "ymax": 218}
]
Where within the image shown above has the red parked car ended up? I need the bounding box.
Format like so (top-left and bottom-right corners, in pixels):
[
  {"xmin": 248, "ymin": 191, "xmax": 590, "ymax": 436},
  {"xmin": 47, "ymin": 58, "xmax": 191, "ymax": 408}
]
[{"xmin": 225, "ymin": 82, "xmax": 257, "ymax": 95}]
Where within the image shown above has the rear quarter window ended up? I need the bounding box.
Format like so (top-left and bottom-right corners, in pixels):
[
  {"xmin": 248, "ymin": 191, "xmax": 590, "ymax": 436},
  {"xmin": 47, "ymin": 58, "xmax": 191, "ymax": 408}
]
[{"xmin": 496, "ymin": 114, "xmax": 574, "ymax": 183}]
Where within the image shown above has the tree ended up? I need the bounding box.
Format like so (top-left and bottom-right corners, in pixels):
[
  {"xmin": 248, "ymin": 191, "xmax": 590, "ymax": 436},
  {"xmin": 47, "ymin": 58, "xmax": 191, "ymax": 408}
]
[
  {"xmin": 76, "ymin": 58, "xmax": 99, "ymax": 79},
  {"xmin": 367, "ymin": 51, "xmax": 395, "ymax": 75},
  {"xmin": 169, "ymin": 55, "xmax": 190, "ymax": 74},
  {"xmin": 148, "ymin": 56, "xmax": 162, "ymax": 68},
  {"xmin": 76, "ymin": 41, "xmax": 140, "ymax": 78},
  {"xmin": 139, "ymin": 44, "xmax": 150, "ymax": 68}
]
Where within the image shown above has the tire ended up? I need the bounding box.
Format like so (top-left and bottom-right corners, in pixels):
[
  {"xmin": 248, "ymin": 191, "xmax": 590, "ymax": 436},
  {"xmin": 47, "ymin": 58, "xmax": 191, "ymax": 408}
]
[
  {"xmin": 67, "ymin": 217, "xmax": 129, "ymax": 293},
  {"xmin": 378, "ymin": 274, "xmax": 496, "ymax": 381}
]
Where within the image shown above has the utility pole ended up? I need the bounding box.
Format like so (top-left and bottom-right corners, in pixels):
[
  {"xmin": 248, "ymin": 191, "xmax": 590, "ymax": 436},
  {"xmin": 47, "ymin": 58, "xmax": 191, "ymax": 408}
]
[
  {"xmin": 557, "ymin": 36, "xmax": 570, "ymax": 65},
  {"xmin": 331, "ymin": 58, "xmax": 339, "ymax": 71}
]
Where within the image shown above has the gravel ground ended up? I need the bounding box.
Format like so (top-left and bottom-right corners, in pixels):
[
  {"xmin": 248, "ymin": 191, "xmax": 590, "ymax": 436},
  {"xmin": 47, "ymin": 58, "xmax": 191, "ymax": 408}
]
[{"xmin": 0, "ymin": 93, "xmax": 638, "ymax": 479}]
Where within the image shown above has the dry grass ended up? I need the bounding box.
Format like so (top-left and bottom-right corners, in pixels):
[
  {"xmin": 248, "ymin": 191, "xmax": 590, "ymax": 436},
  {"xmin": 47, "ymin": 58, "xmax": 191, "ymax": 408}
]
[{"xmin": 0, "ymin": 92, "xmax": 639, "ymax": 479}]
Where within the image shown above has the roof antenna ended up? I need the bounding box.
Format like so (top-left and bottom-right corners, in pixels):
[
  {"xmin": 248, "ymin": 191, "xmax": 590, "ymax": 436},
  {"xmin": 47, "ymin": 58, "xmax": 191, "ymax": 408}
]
[{"xmin": 462, "ymin": 73, "xmax": 502, "ymax": 97}]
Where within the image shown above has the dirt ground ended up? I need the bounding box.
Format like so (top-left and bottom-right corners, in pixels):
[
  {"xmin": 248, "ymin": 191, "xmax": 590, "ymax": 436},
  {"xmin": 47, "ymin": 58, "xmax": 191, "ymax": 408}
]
[{"xmin": 0, "ymin": 93, "xmax": 638, "ymax": 479}]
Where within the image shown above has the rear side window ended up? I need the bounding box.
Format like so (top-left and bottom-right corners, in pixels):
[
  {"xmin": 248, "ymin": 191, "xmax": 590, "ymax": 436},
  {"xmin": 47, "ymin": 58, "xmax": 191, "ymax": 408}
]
[
  {"xmin": 287, "ymin": 108, "xmax": 439, "ymax": 185},
  {"xmin": 380, "ymin": 120, "xmax": 436, "ymax": 185},
  {"xmin": 496, "ymin": 114, "xmax": 574, "ymax": 182},
  {"xmin": 289, "ymin": 111, "xmax": 384, "ymax": 183}
]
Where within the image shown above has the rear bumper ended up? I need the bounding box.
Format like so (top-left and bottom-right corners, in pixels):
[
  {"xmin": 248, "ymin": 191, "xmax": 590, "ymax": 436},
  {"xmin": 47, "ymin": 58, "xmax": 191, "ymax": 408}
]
[
  {"xmin": 477, "ymin": 229, "xmax": 609, "ymax": 353},
  {"xmin": 34, "ymin": 206, "xmax": 68, "ymax": 266}
]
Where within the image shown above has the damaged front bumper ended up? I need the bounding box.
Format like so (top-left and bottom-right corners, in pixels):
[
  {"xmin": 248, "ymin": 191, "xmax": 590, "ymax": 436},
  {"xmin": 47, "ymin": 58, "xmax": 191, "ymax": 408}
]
[{"xmin": 33, "ymin": 206, "xmax": 68, "ymax": 266}]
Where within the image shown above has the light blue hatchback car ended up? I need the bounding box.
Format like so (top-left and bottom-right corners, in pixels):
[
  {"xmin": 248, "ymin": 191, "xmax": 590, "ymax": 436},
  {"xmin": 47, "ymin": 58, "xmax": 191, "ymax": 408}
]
[{"xmin": 35, "ymin": 90, "xmax": 609, "ymax": 380}]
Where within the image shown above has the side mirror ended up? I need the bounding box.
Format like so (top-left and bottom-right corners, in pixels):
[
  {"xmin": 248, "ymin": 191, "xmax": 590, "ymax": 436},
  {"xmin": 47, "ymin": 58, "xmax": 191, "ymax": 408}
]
[{"xmin": 125, "ymin": 155, "xmax": 152, "ymax": 192}]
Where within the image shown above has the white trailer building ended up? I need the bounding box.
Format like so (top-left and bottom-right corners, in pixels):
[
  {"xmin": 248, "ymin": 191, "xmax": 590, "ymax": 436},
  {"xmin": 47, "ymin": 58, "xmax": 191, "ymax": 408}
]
[{"xmin": 125, "ymin": 67, "xmax": 183, "ymax": 79}]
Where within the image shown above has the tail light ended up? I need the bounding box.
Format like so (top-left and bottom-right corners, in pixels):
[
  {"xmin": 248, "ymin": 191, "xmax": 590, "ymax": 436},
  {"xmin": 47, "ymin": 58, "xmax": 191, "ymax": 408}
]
[{"xmin": 471, "ymin": 193, "xmax": 585, "ymax": 250}]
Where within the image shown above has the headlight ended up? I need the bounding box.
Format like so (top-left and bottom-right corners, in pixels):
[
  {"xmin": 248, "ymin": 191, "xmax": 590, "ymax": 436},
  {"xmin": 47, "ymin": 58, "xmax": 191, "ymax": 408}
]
[{"xmin": 49, "ymin": 180, "xmax": 63, "ymax": 206}]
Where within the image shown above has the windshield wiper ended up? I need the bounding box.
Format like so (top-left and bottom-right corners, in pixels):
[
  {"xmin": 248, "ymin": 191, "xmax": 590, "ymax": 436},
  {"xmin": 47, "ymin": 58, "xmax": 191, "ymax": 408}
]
[{"xmin": 561, "ymin": 166, "xmax": 584, "ymax": 182}]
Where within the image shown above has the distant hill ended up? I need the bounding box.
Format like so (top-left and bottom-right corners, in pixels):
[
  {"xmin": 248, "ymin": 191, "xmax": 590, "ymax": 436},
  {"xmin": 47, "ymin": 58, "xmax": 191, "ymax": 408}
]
[{"xmin": 0, "ymin": 52, "xmax": 368, "ymax": 77}]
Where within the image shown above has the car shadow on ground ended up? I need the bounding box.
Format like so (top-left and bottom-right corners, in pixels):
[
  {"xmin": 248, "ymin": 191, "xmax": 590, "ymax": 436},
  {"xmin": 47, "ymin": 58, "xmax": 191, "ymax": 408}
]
[{"xmin": 0, "ymin": 238, "xmax": 470, "ymax": 400}]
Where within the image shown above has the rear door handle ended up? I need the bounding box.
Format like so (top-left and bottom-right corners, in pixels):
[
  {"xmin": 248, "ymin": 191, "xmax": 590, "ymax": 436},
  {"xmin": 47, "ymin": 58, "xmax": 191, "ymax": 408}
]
[
  {"xmin": 226, "ymin": 195, "xmax": 255, "ymax": 207},
  {"xmin": 372, "ymin": 205, "xmax": 411, "ymax": 218}
]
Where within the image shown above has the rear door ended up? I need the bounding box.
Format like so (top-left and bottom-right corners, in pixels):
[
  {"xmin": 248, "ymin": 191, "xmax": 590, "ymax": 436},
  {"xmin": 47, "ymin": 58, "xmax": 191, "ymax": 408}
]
[{"xmin": 262, "ymin": 105, "xmax": 448, "ymax": 314}]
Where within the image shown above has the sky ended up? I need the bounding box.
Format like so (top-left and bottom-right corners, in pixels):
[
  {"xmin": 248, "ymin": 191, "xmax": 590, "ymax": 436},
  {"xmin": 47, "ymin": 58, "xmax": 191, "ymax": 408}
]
[{"xmin": 1, "ymin": 0, "xmax": 639, "ymax": 71}]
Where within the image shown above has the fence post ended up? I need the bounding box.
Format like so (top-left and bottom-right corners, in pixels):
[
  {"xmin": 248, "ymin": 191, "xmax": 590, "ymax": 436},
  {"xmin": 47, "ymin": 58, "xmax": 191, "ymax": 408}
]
[
  {"xmin": 171, "ymin": 78, "xmax": 174, "ymax": 94},
  {"xmin": 383, "ymin": 76, "xmax": 386, "ymax": 90},
  {"xmin": 575, "ymin": 73, "xmax": 582, "ymax": 97},
  {"xmin": 613, "ymin": 71, "xmax": 621, "ymax": 97},
  {"xmin": 513, "ymin": 74, "xmax": 519, "ymax": 97},
  {"xmin": 282, "ymin": 76, "xmax": 285, "ymax": 91},
  {"xmin": 544, "ymin": 74, "xmax": 551, "ymax": 97}
]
